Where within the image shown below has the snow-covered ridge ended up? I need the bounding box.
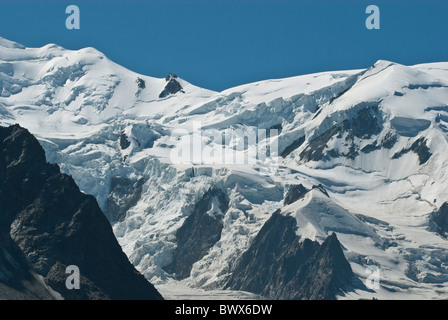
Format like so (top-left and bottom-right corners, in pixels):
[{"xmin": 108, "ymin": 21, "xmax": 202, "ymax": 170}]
[
  {"xmin": 0, "ymin": 36, "xmax": 215, "ymax": 139},
  {"xmin": 2, "ymin": 35, "xmax": 448, "ymax": 299}
]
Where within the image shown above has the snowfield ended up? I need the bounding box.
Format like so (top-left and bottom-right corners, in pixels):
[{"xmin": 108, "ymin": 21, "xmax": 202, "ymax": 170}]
[{"xmin": 1, "ymin": 35, "xmax": 448, "ymax": 299}]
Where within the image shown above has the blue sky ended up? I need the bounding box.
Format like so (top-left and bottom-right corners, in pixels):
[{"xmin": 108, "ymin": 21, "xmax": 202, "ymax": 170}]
[{"xmin": 1, "ymin": 0, "xmax": 447, "ymax": 91}]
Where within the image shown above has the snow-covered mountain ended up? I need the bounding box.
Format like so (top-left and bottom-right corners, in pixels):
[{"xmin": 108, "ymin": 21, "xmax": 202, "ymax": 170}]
[{"xmin": 1, "ymin": 35, "xmax": 448, "ymax": 299}]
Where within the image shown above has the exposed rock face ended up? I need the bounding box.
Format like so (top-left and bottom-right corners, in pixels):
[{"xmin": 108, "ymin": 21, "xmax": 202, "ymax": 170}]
[
  {"xmin": 392, "ymin": 137, "xmax": 432, "ymax": 165},
  {"xmin": 119, "ymin": 131, "xmax": 131, "ymax": 150},
  {"xmin": 136, "ymin": 77, "xmax": 146, "ymax": 89},
  {"xmin": 0, "ymin": 124, "xmax": 163, "ymax": 300},
  {"xmin": 361, "ymin": 131, "xmax": 398, "ymax": 154},
  {"xmin": 164, "ymin": 188, "xmax": 228, "ymax": 280},
  {"xmin": 284, "ymin": 184, "xmax": 309, "ymax": 205},
  {"xmin": 284, "ymin": 184, "xmax": 328, "ymax": 206},
  {"xmin": 281, "ymin": 136, "xmax": 305, "ymax": 158},
  {"xmin": 135, "ymin": 77, "xmax": 146, "ymax": 96},
  {"xmin": 159, "ymin": 73, "xmax": 183, "ymax": 98},
  {"xmin": 226, "ymin": 211, "xmax": 353, "ymax": 300},
  {"xmin": 432, "ymin": 202, "xmax": 448, "ymax": 235},
  {"xmin": 105, "ymin": 177, "xmax": 146, "ymax": 222},
  {"xmin": 0, "ymin": 234, "xmax": 56, "ymax": 299},
  {"xmin": 300, "ymin": 105, "xmax": 382, "ymax": 162}
]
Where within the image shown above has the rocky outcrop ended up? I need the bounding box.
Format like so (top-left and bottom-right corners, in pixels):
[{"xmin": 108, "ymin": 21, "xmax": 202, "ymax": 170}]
[
  {"xmin": 0, "ymin": 124, "xmax": 163, "ymax": 300},
  {"xmin": 284, "ymin": 184, "xmax": 328, "ymax": 205},
  {"xmin": 300, "ymin": 105, "xmax": 383, "ymax": 162},
  {"xmin": 225, "ymin": 211, "xmax": 353, "ymax": 300},
  {"xmin": 392, "ymin": 137, "xmax": 432, "ymax": 165},
  {"xmin": 159, "ymin": 73, "xmax": 183, "ymax": 98},
  {"xmin": 105, "ymin": 177, "xmax": 146, "ymax": 222},
  {"xmin": 361, "ymin": 132, "xmax": 398, "ymax": 154},
  {"xmin": 284, "ymin": 184, "xmax": 309, "ymax": 205},
  {"xmin": 164, "ymin": 188, "xmax": 228, "ymax": 279},
  {"xmin": 119, "ymin": 131, "xmax": 131, "ymax": 150},
  {"xmin": 432, "ymin": 202, "xmax": 448, "ymax": 236},
  {"xmin": 281, "ymin": 136, "xmax": 305, "ymax": 158},
  {"xmin": 136, "ymin": 77, "xmax": 146, "ymax": 89}
]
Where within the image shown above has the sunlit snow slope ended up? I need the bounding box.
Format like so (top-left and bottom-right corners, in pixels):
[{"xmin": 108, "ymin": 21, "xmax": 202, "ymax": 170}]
[{"xmin": 1, "ymin": 36, "xmax": 448, "ymax": 299}]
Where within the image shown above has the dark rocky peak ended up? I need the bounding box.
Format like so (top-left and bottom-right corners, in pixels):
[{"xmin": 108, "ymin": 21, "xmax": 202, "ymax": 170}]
[
  {"xmin": 159, "ymin": 73, "xmax": 183, "ymax": 98},
  {"xmin": 284, "ymin": 184, "xmax": 309, "ymax": 205},
  {"xmin": 0, "ymin": 124, "xmax": 47, "ymax": 171},
  {"xmin": 225, "ymin": 211, "xmax": 353, "ymax": 300},
  {"xmin": 286, "ymin": 232, "xmax": 353, "ymax": 300},
  {"xmin": 0, "ymin": 125, "xmax": 59, "ymax": 231},
  {"xmin": 164, "ymin": 187, "xmax": 228, "ymax": 280},
  {"xmin": 313, "ymin": 233, "xmax": 349, "ymax": 271},
  {"xmin": 284, "ymin": 183, "xmax": 329, "ymax": 206},
  {"xmin": 0, "ymin": 124, "xmax": 163, "ymax": 300},
  {"xmin": 165, "ymin": 72, "xmax": 178, "ymax": 81},
  {"xmin": 136, "ymin": 77, "xmax": 146, "ymax": 89}
]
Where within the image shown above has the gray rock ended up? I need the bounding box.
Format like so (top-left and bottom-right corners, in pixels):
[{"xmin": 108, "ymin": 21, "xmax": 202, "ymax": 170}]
[
  {"xmin": 281, "ymin": 136, "xmax": 305, "ymax": 158},
  {"xmin": 226, "ymin": 211, "xmax": 353, "ymax": 300},
  {"xmin": 164, "ymin": 188, "xmax": 228, "ymax": 280},
  {"xmin": 300, "ymin": 106, "xmax": 382, "ymax": 162},
  {"xmin": 105, "ymin": 177, "xmax": 146, "ymax": 222},
  {"xmin": 284, "ymin": 184, "xmax": 309, "ymax": 205},
  {"xmin": 159, "ymin": 73, "xmax": 183, "ymax": 98},
  {"xmin": 136, "ymin": 77, "xmax": 146, "ymax": 89},
  {"xmin": 392, "ymin": 137, "xmax": 431, "ymax": 165},
  {"xmin": 119, "ymin": 131, "xmax": 130, "ymax": 150},
  {"xmin": 0, "ymin": 124, "xmax": 163, "ymax": 300},
  {"xmin": 432, "ymin": 202, "xmax": 448, "ymax": 235}
]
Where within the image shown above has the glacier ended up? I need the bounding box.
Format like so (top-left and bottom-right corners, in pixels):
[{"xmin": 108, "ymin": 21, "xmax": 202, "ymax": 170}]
[{"xmin": 1, "ymin": 35, "xmax": 448, "ymax": 299}]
